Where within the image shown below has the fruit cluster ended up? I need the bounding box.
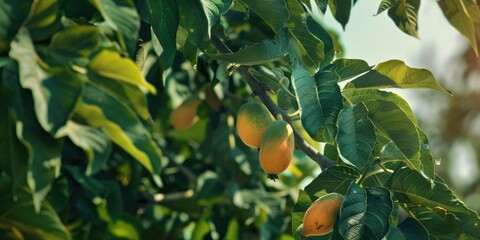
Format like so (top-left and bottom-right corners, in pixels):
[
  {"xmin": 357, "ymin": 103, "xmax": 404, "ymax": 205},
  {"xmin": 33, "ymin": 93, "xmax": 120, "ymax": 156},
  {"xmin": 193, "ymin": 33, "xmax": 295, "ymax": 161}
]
[{"xmin": 236, "ymin": 101, "xmax": 294, "ymax": 180}]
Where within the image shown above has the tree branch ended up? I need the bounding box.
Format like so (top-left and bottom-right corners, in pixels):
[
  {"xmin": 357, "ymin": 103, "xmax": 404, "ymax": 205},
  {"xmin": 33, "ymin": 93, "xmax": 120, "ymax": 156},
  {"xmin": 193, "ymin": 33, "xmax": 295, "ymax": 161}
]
[{"xmin": 210, "ymin": 35, "xmax": 336, "ymax": 170}]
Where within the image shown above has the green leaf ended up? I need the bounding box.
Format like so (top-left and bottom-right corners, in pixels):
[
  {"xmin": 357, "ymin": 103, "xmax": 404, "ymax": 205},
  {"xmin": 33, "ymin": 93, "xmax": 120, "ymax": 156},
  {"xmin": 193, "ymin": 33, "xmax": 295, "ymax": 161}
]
[
  {"xmin": 177, "ymin": 0, "xmax": 209, "ymax": 49},
  {"xmin": 336, "ymin": 103, "xmax": 376, "ymax": 169},
  {"xmin": 9, "ymin": 29, "xmax": 83, "ymax": 136},
  {"xmin": 66, "ymin": 166, "xmax": 123, "ymax": 222},
  {"xmin": 328, "ymin": 0, "xmax": 352, "ymax": 29},
  {"xmin": 200, "ymin": 0, "xmax": 232, "ymax": 35},
  {"xmin": 346, "ymin": 60, "xmax": 450, "ymax": 94},
  {"xmin": 208, "ymin": 40, "xmax": 286, "ymax": 65},
  {"xmin": 292, "ymin": 190, "xmax": 314, "ymax": 234},
  {"xmin": 292, "ymin": 63, "xmax": 325, "ymax": 141},
  {"xmin": 438, "ymin": 0, "xmax": 480, "ymax": 56},
  {"xmin": 238, "ymin": 0, "xmax": 288, "ymax": 34},
  {"xmin": 288, "ymin": 0, "xmax": 324, "ymax": 71},
  {"xmin": 396, "ymin": 217, "xmax": 429, "ymax": 240},
  {"xmin": 57, "ymin": 121, "xmax": 112, "ymax": 175},
  {"xmin": 307, "ymin": 17, "xmax": 335, "ymax": 68},
  {"xmin": 195, "ymin": 171, "xmax": 225, "ymax": 206},
  {"xmin": 342, "ymin": 89, "xmax": 417, "ymax": 124},
  {"xmin": 387, "ymin": 167, "xmax": 480, "ymax": 238},
  {"xmin": 3, "ymin": 62, "xmax": 61, "ymax": 212},
  {"xmin": 0, "ymin": 0, "xmax": 32, "ymax": 53},
  {"xmin": 342, "ymin": 89, "xmax": 436, "ymax": 180},
  {"xmin": 145, "ymin": 0, "xmax": 179, "ymax": 67},
  {"xmin": 364, "ymin": 100, "xmax": 420, "ymax": 160},
  {"xmin": 0, "ymin": 186, "xmax": 71, "ymax": 240},
  {"xmin": 0, "ymin": 82, "xmax": 28, "ymax": 193},
  {"xmin": 377, "ymin": 0, "xmax": 420, "ymax": 38},
  {"xmin": 339, "ymin": 182, "xmax": 393, "ymax": 240},
  {"xmin": 74, "ymin": 82, "xmax": 165, "ymax": 175},
  {"xmin": 50, "ymin": 25, "xmax": 101, "ymax": 57},
  {"xmin": 406, "ymin": 205, "xmax": 458, "ymax": 240},
  {"xmin": 317, "ymin": 58, "xmax": 371, "ymax": 82},
  {"xmin": 87, "ymin": 49, "xmax": 155, "ymax": 120},
  {"xmin": 89, "ymin": 0, "xmax": 140, "ymax": 57},
  {"xmin": 304, "ymin": 165, "xmax": 361, "ymax": 196},
  {"xmin": 384, "ymin": 226, "xmax": 407, "ymax": 240},
  {"xmin": 24, "ymin": 0, "xmax": 62, "ymax": 41},
  {"xmin": 250, "ymin": 68, "xmax": 295, "ymax": 99},
  {"xmin": 310, "ymin": 59, "xmax": 343, "ymax": 141}
]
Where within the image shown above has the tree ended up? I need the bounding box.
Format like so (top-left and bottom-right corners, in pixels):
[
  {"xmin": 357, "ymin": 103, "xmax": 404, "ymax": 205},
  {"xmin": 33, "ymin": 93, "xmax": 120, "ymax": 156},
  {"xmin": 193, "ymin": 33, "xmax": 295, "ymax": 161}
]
[{"xmin": 0, "ymin": 0, "xmax": 479, "ymax": 239}]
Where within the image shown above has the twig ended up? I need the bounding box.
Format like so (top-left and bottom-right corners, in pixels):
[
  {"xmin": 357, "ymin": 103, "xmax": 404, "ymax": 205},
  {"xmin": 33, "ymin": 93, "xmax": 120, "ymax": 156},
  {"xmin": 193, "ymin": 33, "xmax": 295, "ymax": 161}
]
[
  {"xmin": 210, "ymin": 35, "xmax": 336, "ymax": 170},
  {"xmin": 154, "ymin": 190, "xmax": 194, "ymax": 203}
]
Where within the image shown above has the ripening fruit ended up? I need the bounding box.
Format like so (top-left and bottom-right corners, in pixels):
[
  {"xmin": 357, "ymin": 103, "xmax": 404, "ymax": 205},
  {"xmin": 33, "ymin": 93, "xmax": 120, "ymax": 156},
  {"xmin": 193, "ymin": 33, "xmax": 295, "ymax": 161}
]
[
  {"xmin": 302, "ymin": 193, "xmax": 344, "ymax": 237},
  {"xmin": 236, "ymin": 101, "xmax": 274, "ymax": 148},
  {"xmin": 259, "ymin": 120, "xmax": 294, "ymax": 180},
  {"xmin": 170, "ymin": 97, "xmax": 201, "ymax": 130}
]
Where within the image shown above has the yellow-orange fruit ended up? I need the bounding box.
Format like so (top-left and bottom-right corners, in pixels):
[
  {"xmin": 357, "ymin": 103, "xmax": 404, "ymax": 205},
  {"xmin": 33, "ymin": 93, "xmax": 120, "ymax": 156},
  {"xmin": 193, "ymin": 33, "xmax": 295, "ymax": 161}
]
[
  {"xmin": 259, "ymin": 121, "xmax": 294, "ymax": 178},
  {"xmin": 302, "ymin": 193, "xmax": 344, "ymax": 237},
  {"xmin": 170, "ymin": 98, "xmax": 201, "ymax": 130},
  {"xmin": 236, "ymin": 102, "xmax": 274, "ymax": 148}
]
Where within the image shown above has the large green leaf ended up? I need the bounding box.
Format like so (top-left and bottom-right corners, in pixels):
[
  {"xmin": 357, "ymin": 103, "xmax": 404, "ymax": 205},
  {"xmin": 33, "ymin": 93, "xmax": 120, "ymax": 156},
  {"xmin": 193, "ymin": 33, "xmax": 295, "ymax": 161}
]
[
  {"xmin": 200, "ymin": 0, "xmax": 232, "ymax": 36},
  {"xmin": 317, "ymin": 58, "xmax": 371, "ymax": 82},
  {"xmin": 343, "ymin": 89, "xmax": 435, "ymax": 179},
  {"xmin": 24, "ymin": 0, "xmax": 62, "ymax": 41},
  {"xmin": 339, "ymin": 182, "xmax": 393, "ymax": 240},
  {"xmin": 238, "ymin": 0, "xmax": 289, "ymax": 34},
  {"xmin": 177, "ymin": 0, "xmax": 209, "ymax": 49},
  {"xmin": 292, "ymin": 63, "xmax": 325, "ymax": 141},
  {"xmin": 304, "ymin": 165, "xmax": 361, "ymax": 196},
  {"xmin": 342, "ymin": 89, "xmax": 417, "ymax": 125},
  {"xmin": 287, "ymin": 0, "xmax": 324, "ymax": 71},
  {"xmin": 387, "ymin": 167, "xmax": 480, "ymax": 238},
  {"xmin": 10, "ymin": 29, "xmax": 83, "ymax": 136},
  {"xmin": 364, "ymin": 100, "xmax": 420, "ymax": 161},
  {"xmin": 404, "ymin": 205, "xmax": 459, "ymax": 240},
  {"xmin": 307, "ymin": 16, "xmax": 335, "ymax": 68},
  {"xmin": 56, "ymin": 121, "xmax": 112, "ymax": 176},
  {"xmin": 346, "ymin": 60, "xmax": 450, "ymax": 94},
  {"xmin": 0, "ymin": 186, "xmax": 71, "ymax": 240},
  {"xmin": 208, "ymin": 40, "xmax": 287, "ymax": 65},
  {"xmin": 328, "ymin": 0, "xmax": 352, "ymax": 29},
  {"xmin": 0, "ymin": 0, "xmax": 32, "ymax": 53},
  {"xmin": 3, "ymin": 62, "xmax": 61, "ymax": 212},
  {"xmin": 74, "ymin": 82, "xmax": 164, "ymax": 176},
  {"xmin": 145, "ymin": 0, "xmax": 179, "ymax": 67},
  {"xmin": 315, "ymin": 60, "xmax": 371, "ymax": 140},
  {"xmin": 377, "ymin": 0, "xmax": 420, "ymax": 38},
  {"xmin": 438, "ymin": 0, "xmax": 480, "ymax": 56},
  {"xmin": 50, "ymin": 25, "xmax": 101, "ymax": 57},
  {"xmin": 0, "ymin": 82, "xmax": 28, "ymax": 193},
  {"xmin": 87, "ymin": 49, "xmax": 155, "ymax": 120},
  {"xmin": 395, "ymin": 217, "xmax": 429, "ymax": 240},
  {"xmin": 336, "ymin": 103, "xmax": 376, "ymax": 169},
  {"xmin": 89, "ymin": 0, "xmax": 140, "ymax": 57}
]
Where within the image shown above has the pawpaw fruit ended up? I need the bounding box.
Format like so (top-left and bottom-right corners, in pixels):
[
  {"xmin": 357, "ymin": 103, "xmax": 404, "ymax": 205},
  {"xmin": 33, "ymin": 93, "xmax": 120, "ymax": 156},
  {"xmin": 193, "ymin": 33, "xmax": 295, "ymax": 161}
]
[
  {"xmin": 259, "ymin": 120, "xmax": 294, "ymax": 179},
  {"xmin": 236, "ymin": 101, "xmax": 274, "ymax": 148},
  {"xmin": 170, "ymin": 97, "xmax": 201, "ymax": 130},
  {"xmin": 302, "ymin": 193, "xmax": 344, "ymax": 237}
]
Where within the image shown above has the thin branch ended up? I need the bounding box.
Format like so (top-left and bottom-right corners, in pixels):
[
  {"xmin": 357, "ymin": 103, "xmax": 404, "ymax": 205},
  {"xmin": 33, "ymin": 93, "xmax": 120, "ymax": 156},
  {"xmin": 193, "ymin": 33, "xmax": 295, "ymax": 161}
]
[
  {"xmin": 210, "ymin": 35, "xmax": 336, "ymax": 170},
  {"xmin": 154, "ymin": 190, "xmax": 194, "ymax": 203}
]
